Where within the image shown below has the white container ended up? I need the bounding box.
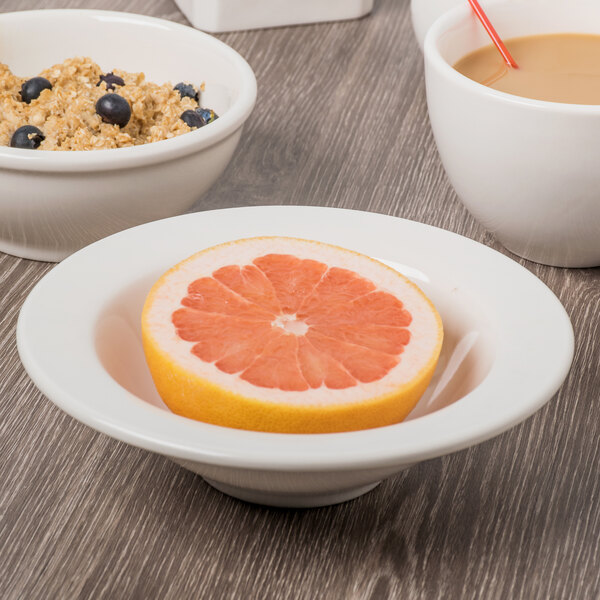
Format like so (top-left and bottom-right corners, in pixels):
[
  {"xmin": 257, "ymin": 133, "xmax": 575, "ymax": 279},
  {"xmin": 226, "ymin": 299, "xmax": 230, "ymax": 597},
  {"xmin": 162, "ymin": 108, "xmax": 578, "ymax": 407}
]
[
  {"xmin": 425, "ymin": 0, "xmax": 600, "ymax": 267},
  {"xmin": 18, "ymin": 207, "xmax": 573, "ymax": 508},
  {"xmin": 0, "ymin": 10, "xmax": 256, "ymax": 262},
  {"xmin": 174, "ymin": 0, "xmax": 374, "ymax": 32}
]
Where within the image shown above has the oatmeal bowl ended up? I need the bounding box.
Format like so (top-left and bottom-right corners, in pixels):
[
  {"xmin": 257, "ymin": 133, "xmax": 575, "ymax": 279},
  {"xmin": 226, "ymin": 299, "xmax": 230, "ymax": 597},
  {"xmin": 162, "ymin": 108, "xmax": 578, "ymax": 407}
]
[{"xmin": 0, "ymin": 9, "xmax": 257, "ymax": 261}]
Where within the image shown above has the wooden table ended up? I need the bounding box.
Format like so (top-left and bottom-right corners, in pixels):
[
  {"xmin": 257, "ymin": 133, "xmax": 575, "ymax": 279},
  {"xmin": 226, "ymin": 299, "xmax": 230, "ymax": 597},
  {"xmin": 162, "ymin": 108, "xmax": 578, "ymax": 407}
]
[{"xmin": 1, "ymin": 1, "xmax": 599, "ymax": 598}]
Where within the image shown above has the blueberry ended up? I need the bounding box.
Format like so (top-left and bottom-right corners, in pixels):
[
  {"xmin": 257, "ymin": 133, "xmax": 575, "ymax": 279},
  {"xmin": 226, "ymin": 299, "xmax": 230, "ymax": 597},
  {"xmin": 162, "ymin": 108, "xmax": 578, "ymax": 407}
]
[
  {"xmin": 20, "ymin": 77, "xmax": 52, "ymax": 104},
  {"xmin": 196, "ymin": 108, "xmax": 218, "ymax": 124},
  {"xmin": 180, "ymin": 109, "xmax": 205, "ymax": 129},
  {"xmin": 174, "ymin": 82, "xmax": 199, "ymax": 102},
  {"xmin": 180, "ymin": 108, "xmax": 219, "ymax": 130},
  {"xmin": 10, "ymin": 125, "xmax": 45, "ymax": 149},
  {"xmin": 97, "ymin": 72, "xmax": 125, "ymax": 91},
  {"xmin": 96, "ymin": 93, "xmax": 131, "ymax": 127}
]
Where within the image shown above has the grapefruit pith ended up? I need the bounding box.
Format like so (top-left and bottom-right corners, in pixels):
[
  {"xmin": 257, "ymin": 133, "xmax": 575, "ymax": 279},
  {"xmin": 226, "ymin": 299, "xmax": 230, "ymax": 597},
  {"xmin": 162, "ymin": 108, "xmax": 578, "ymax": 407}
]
[{"xmin": 141, "ymin": 237, "xmax": 443, "ymax": 433}]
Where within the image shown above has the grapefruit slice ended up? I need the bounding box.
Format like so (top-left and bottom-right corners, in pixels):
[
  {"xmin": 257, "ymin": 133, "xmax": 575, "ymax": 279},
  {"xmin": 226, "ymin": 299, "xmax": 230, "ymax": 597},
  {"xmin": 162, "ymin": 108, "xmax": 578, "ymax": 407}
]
[{"xmin": 141, "ymin": 237, "xmax": 443, "ymax": 433}]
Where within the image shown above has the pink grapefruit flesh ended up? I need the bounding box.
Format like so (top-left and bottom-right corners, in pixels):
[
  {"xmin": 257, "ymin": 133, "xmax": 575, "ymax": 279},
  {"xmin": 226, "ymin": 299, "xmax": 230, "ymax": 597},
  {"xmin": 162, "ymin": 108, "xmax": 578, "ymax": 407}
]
[{"xmin": 141, "ymin": 237, "xmax": 443, "ymax": 433}]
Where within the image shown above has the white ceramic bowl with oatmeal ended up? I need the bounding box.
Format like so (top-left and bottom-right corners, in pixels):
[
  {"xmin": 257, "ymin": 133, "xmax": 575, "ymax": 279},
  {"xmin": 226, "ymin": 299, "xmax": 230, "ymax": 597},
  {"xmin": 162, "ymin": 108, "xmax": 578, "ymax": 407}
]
[{"xmin": 0, "ymin": 10, "xmax": 257, "ymax": 261}]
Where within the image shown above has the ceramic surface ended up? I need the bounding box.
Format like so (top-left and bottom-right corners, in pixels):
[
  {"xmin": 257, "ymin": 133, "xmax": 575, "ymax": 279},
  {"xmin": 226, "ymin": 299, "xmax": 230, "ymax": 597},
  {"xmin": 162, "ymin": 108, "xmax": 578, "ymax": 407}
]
[
  {"xmin": 411, "ymin": 0, "xmax": 521, "ymax": 49},
  {"xmin": 425, "ymin": 1, "xmax": 600, "ymax": 267},
  {"xmin": 17, "ymin": 207, "xmax": 574, "ymax": 507},
  {"xmin": 0, "ymin": 10, "xmax": 256, "ymax": 261},
  {"xmin": 411, "ymin": 0, "xmax": 469, "ymax": 49},
  {"xmin": 174, "ymin": 0, "xmax": 374, "ymax": 32}
]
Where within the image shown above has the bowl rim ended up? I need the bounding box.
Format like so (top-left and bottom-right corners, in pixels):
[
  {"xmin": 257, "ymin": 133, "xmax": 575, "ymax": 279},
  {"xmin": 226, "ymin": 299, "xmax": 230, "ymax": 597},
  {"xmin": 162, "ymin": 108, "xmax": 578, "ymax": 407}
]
[
  {"xmin": 16, "ymin": 206, "xmax": 575, "ymax": 472},
  {"xmin": 0, "ymin": 9, "xmax": 257, "ymax": 172},
  {"xmin": 424, "ymin": 1, "xmax": 600, "ymax": 114}
]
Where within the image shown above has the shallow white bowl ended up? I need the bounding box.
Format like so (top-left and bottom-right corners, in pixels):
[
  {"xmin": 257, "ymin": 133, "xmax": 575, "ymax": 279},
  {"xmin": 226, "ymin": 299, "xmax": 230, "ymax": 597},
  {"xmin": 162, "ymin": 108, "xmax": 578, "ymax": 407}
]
[
  {"xmin": 425, "ymin": 1, "xmax": 600, "ymax": 267},
  {"xmin": 17, "ymin": 206, "xmax": 574, "ymax": 507},
  {"xmin": 0, "ymin": 10, "xmax": 256, "ymax": 262}
]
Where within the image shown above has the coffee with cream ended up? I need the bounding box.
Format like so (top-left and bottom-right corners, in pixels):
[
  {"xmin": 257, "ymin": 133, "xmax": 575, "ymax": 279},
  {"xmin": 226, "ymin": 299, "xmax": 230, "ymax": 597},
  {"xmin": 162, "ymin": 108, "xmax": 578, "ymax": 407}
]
[{"xmin": 454, "ymin": 33, "xmax": 600, "ymax": 105}]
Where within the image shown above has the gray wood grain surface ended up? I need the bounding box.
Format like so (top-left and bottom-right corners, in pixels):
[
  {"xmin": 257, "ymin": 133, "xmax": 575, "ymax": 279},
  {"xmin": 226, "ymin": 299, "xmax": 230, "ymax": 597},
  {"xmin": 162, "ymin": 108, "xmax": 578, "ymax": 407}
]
[{"xmin": 1, "ymin": 1, "xmax": 599, "ymax": 599}]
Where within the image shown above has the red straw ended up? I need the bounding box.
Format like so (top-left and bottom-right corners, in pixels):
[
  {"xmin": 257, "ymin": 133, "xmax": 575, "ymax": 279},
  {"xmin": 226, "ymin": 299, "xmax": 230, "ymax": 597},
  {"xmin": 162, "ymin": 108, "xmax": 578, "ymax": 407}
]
[{"xmin": 468, "ymin": 0, "xmax": 519, "ymax": 68}]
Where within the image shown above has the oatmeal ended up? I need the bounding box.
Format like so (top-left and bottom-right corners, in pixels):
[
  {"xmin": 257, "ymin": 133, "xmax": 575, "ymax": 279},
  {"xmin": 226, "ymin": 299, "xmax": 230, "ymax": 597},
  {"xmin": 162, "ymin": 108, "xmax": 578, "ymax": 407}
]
[{"xmin": 0, "ymin": 57, "xmax": 218, "ymax": 150}]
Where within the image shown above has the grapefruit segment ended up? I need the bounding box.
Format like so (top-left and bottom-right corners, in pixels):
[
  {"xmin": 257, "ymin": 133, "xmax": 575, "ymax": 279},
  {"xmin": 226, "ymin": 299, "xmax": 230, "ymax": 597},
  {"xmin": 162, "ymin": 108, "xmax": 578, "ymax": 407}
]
[
  {"xmin": 299, "ymin": 266, "xmax": 377, "ymax": 309},
  {"xmin": 240, "ymin": 332, "xmax": 308, "ymax": 392},
  {"xmin": 172, "ymin": 310, "xmax": 273, "ymax": 369},
  {"xmin": 182, "ymin": 277, "xmax": 273, "ymax": 321},
  {"xmin": 305, "ymin": 329, "xmax": 399, "ymax": 384},
  {"xmin": 212, "ymin": 264, "xmax": 282, "ymax": 314},
  {"xmin": 296, "ymin": 337, "xmax": 357, "ymax": 390},
  {"xmin": 310, "ymin": 322, "xmax": 410, "ymax": 355},
  {"xmin": 253, "ymin": 254, "xmax": 327, "ymax": 313},
  {"xmin": 142, "ymin": 237, "xmax": 443, "ymax": 433}
]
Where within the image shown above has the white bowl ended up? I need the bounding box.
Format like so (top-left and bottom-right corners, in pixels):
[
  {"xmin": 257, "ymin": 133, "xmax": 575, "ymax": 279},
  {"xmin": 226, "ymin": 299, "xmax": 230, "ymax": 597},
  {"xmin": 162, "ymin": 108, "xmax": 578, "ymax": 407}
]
[
  {"xmin": 17, "ymin": 206, "xmax": 574, "ymax": 508},
  {"xmin": 0, "ymin": 10, "xmax": 256, "ymax": 262},
  {"xmin": 174, "ymin": 0, "xmax": 373, "ymax": 32},
  {"xmin": 425, "ymin": 1, "xmax": 600, "ymax": 267}
]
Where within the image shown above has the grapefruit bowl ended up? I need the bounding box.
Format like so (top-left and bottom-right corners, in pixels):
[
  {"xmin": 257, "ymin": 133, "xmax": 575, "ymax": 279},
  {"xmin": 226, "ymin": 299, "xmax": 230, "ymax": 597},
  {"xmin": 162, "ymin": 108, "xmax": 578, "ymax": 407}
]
[{"xmin": 17, "ymin": 207, "xmax": 574, "ymax": 507}]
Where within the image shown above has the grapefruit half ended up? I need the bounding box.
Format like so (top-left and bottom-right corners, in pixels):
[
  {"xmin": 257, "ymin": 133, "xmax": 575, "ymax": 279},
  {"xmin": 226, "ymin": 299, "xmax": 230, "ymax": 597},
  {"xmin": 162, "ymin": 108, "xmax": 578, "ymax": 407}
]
[{"xmin": 141, "ymin": 237, "xmax": 443, "ymax": 433}]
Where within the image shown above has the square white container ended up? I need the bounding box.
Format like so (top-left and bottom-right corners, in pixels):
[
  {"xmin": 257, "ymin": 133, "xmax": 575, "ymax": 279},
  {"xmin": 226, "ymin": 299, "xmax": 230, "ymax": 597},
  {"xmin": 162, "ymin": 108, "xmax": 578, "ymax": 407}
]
[{"xmin": 174, "ymin": 0, "xmax": 374, "ymax": 32}]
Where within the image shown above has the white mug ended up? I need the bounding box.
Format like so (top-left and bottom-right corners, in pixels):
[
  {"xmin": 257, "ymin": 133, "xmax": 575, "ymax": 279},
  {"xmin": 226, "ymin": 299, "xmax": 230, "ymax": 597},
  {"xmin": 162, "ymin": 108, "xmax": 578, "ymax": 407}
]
[{"xmin": 424, "ymin": 0, "xmax": 600, "ymax": 267}]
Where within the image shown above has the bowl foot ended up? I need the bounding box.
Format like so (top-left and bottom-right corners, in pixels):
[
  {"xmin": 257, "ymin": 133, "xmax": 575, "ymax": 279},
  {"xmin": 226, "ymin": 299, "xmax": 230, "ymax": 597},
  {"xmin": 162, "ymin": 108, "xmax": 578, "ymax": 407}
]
[{"xmin": 203, "ymin": 478, "xmax": 381, "ymax": 508}]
